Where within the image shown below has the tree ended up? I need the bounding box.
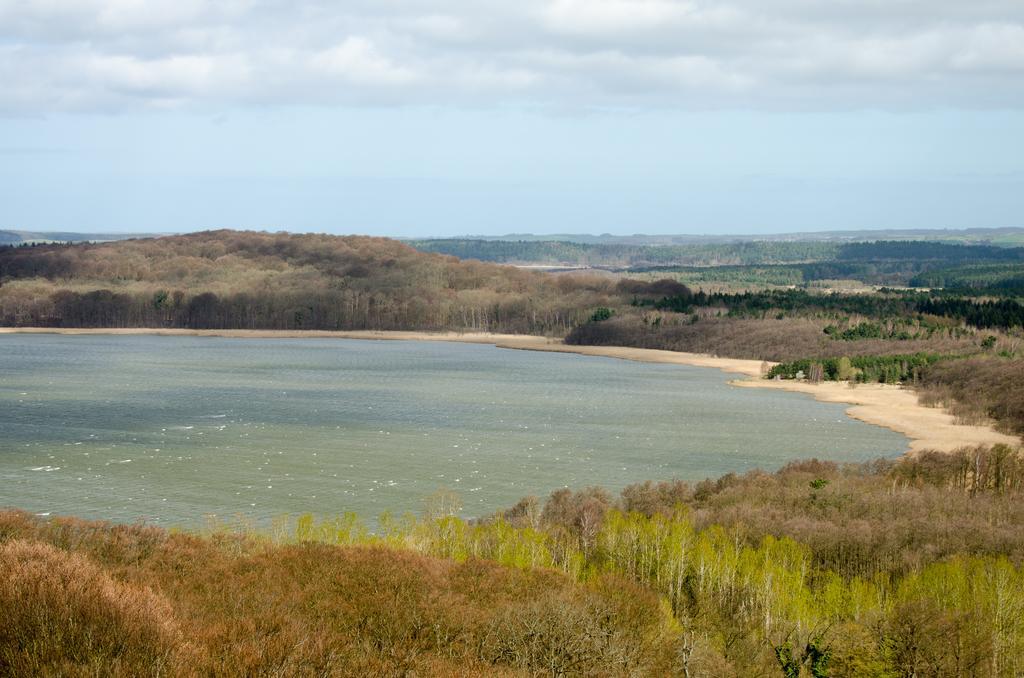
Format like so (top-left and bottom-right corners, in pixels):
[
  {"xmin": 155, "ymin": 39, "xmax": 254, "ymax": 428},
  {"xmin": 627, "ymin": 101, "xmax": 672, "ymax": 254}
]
[
  {"xmin": 423, "ymin": 489, "xmax": 462, "ymax": 520},
  {"xmin": 773, "ymin": 635, "xmax": 831, "ymax": 678},
  {"xmin": 835, "ymin": 356, "xmax": 854, "ymax": 381}
]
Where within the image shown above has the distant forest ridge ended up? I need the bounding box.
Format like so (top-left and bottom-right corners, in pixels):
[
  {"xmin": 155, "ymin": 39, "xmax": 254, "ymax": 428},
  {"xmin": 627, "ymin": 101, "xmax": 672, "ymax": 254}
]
[
  {"xmin": 6, "ymin": 227, "xmax": 1024, "ymax": 291},
  {"xmin": 410, "ymin": 226, "xmax": 1024, "ymax": 247},
  {"xmin": 0, "ymin": 230, "xmax": 617, "ymax": 334},
  {"xmin": 0, "ymin": 230, "xmax": 165, "ymax": 245},
  {"xmin": 4, "ymin": 225, "xmax": 1023, "ymax": 249},
  {"xmin": 407, "ymin": 237, "xmax": 1024, "ymax": 275}
]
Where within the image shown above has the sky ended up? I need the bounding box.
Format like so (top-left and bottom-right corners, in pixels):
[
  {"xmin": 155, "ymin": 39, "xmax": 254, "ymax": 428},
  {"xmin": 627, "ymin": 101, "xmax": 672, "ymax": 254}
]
[{"xmin": 1, "ymin": 0, "xmax": 1023, "ymax": 237}]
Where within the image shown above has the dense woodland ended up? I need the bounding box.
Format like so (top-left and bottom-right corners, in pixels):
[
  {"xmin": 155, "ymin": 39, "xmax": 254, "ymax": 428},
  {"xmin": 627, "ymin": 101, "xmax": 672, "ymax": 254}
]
[
  {"xmin": 0, "ymin": 231, "xmax": 617, "ymax": 334},
  {"xmin": 627, "ymin": 260, "xmax": 1024, "ymax": 292},
  {"xmin": 407, "ymin": 238, "xmax": 843, "ymax": 268},
  {"xmin": 629, "ymin": 287, "xmax": 1024, "ymax": 331},
  {"xmin": 4, "ymin": 445, "xmax": 1024, "ymax": 676},
  {"xmin": 910, "ymin": 263, "xmax": 1024, "ymax": 296}
]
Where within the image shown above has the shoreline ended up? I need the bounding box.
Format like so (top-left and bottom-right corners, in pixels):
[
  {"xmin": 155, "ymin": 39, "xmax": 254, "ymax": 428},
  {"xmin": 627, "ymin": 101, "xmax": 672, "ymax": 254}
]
[{"xmin": 3, "ymin": 326, "xmax": 1018, "ymax": 454}]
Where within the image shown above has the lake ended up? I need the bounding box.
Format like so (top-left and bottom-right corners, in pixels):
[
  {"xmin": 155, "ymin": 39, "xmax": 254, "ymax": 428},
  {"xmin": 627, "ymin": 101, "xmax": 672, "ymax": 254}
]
[{"xmin": 0, "ymin": 335, "xmax": 908, "ymax": 526}]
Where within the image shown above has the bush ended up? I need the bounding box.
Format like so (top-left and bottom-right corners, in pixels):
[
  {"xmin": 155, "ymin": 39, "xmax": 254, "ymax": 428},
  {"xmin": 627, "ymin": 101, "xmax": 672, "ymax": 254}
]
[
  {"xmin": 480, "ymin": 578, "xmax": 675, "ymax": 675},
  {"xmin": 0, "ymin": 512, "xmax": 680, "ymax": 676},
  {"xmin": 0, "ymin": 539, "xmax": 185, "ymax": 676}
]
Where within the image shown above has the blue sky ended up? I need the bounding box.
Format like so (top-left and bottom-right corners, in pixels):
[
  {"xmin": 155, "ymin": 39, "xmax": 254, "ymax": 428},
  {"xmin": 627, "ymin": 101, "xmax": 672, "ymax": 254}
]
[{"xmin": 2, "ymin": 1, "xmax": 1023, "ymax": 237}]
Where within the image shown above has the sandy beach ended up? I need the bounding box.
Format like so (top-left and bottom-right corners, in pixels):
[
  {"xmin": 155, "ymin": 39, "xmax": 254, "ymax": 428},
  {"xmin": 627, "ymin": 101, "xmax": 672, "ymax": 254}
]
[{"xmin": 2, "ymin": 326, "xmax": 1018, "ymax": 454}]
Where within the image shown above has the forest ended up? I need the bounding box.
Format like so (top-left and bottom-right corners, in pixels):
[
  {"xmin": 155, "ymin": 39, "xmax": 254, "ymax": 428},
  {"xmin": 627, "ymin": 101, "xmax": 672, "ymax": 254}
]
[
  {"xmin": 0, "ymin": 231, "xmax": 617, "ymax": 335},
  {"xmin": 4, "ymin": 232, "xmax": 1022, "ymax": 334},
  {"xmin": 408, "ymin": 238, "xmax": 1024, "ymax": 284},
  {"xmin": 4, "ymin": 445, "xmax": 1024, "ymax": 676},
  {"xmin": 910, "ymin": 263, "xmax": 1024, "ymax": 295},
  {"xmin": 629, "ymin": 288, "xmax": 1024, "ymax": 331}
]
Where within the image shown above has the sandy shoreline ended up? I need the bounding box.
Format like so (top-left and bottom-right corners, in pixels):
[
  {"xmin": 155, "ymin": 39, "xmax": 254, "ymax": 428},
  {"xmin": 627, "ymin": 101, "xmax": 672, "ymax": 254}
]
[{"xmin": 2, "ymin": 326, "xmax": 1018, "ymax": 454}]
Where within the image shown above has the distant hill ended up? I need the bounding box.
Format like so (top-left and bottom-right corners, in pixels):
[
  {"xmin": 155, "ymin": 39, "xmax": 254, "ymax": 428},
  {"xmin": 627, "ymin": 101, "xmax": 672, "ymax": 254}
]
[
  {"xmin": 0, "ymin": 230, "xmax": 164, "ymax": 245},
  {"xmin": 435, "ymin": 227, "xmax": 1024, "ymax": 247},
  {"xmin": 0, "ymin": 229, "xmax": 613, "ymax": 333},
  {"xmin": 405, "ymin": 238, "xmax": 1024, "ymax": 285}
]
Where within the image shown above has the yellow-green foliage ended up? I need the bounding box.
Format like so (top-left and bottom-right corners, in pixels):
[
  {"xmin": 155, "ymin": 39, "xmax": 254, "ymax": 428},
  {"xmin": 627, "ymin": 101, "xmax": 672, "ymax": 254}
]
[
  {"xmin": 251, "ymin": 508, "xmax": 1024, "ymax": 676},
  {"xmin": 4, "ymin": 506, "xmax": 1024, "ymax": 676}
]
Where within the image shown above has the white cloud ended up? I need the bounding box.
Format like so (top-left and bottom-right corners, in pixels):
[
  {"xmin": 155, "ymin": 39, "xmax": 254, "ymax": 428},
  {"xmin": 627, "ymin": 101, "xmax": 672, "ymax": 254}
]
[
  {"xmin": 310, "ymin": 37, "xmax": 417, "ymax": 86},
  {"xmin": 1, "ymin": 0, "xmax": 1023, "ymax": 113},
  {"xmin": 952, "ymin": 23, "xmax": 1024, "ymax": 72},
  {"xmin": 540, "ymin": 0, "xmax": 695, "ymax": 34}
]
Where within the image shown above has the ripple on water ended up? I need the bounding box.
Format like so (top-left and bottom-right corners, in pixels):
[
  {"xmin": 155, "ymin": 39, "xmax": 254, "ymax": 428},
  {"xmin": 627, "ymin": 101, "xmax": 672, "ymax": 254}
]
[{"xmin": 0, "ymin": 335, "xmax": 909, "ymax": 526}]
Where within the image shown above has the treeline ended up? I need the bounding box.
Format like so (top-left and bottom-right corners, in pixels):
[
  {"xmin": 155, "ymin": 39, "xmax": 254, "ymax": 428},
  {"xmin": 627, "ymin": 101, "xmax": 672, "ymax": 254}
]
[
  {"xmin": 919, "ymin": 357, "xmax": 1024, "ymax": 436},
  {"xmin": 19, "ymin": 287, "xmax": 583, "ymax": 334},
  {"xmin": 645, "ymin": 261, "xmax": 948, "ymax": 288},
  {"xmin": 5, "ymin": 447, "xmax": 1024, "ymax": 676},
  {"xmin": 918, "ymin": 296, "xmax": 1024, "ymax": 330},
  {"xmin": 766, "ymin": 353, "xmax": 946, "ymax": 383},
  {"xmin": 4, "ymin": 233, "xmax": 1020, "ymax": 334},
  {"xmin": 407, "ymin": 238, "xmax": 842, "ymax": 267},
  {"xmin": 0, "ymin": 230, "xmax": 150, "ymax": 245},
  {"xmin": 911, "ymin": 263, "xmax": 1024, "ymax": 296},
  {"xmin": 633, "ymin": 287, "xmax": 1024, "ymax": 330},
  {"xmin": 490, "ymin": 446, "xmax": 1024, "ymax": 578},
  {"xmin": 408, "ymin": 238, "xmax": 1024, "ymax": 282},
  {"xmin": 566, "ymin": 312, "xmax": 989, "ymax": 362},
  {"xmin": 0, "ymin": 231, "xmax": 619, "ymax": 334},
  {"xmin": 823, "ymin": 320, "xmax": 925, "ymax": 341},
  {"xmin": 837, "ymin": 240, "xmax": 1024, "ymax": 264},
  {"xmin": 638, "ymin": 258, "xmax": 1024, "ymax": 291},
  {"xmin": 637, "ymin": 287, "xmax": 906, "ymax": 316}
]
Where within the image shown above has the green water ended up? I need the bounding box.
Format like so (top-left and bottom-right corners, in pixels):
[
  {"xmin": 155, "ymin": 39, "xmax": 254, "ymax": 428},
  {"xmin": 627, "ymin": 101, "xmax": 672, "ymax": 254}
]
[{"xmin": 0, "ymin": 335, "xmax": 908, "ymax": 525}]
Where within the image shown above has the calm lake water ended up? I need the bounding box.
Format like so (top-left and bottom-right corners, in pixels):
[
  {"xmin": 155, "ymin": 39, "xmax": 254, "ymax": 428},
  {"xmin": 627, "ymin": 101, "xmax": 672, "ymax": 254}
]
[{"xmin": 0, "ymin": 335, "xmax": 908, "ymax": 526}]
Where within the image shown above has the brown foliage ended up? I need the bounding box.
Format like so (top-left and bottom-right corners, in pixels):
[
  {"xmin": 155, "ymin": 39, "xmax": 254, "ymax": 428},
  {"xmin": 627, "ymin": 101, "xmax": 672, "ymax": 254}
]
[
  {"xmin": 566, "ymin": 313, "xmax": 980, "ymax": 362},
  {"xmin": 0, "ymin": 539, "xmax": 186, "ymax": 677},
  {"xmin": 540, "ymin": 486, "xmax": 614, "ymax": 547},
  {"xmin": 0, "ymin": 230, "xmax": 617, "ymax": 334},
  {"xmin": 919, "ymin": 356, "xmax": 1024, "ymax": 436},
  {"xmin": 0, "ymin": 511, "xmax": 678, "ymax": 677},
  {"xmin": 481, "ymin": 576, "xmax": 675, "ymax": 675}
]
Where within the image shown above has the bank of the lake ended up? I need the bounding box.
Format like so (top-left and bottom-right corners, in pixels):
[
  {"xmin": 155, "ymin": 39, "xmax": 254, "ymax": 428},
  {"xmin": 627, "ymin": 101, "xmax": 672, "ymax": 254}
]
[{"xmin": 3, "ymin": 326, "xmax": 1017, "ymax": 454}]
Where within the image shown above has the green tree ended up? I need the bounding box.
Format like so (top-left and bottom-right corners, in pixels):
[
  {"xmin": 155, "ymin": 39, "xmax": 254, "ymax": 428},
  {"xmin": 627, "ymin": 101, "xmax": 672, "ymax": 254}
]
[{"xmin": 835, "ymin": 357, "xmax": 854, "ymax": 381}]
